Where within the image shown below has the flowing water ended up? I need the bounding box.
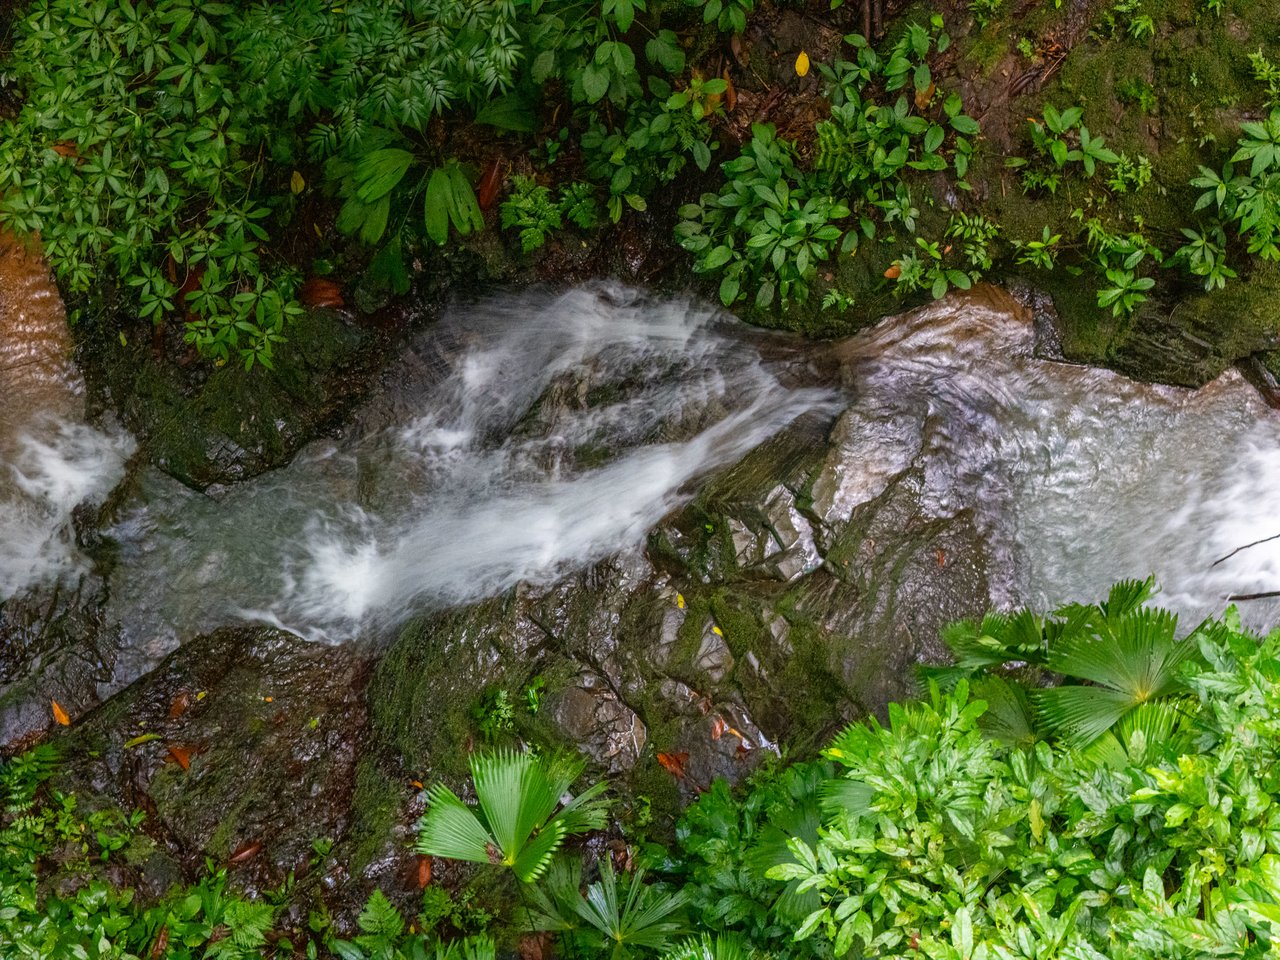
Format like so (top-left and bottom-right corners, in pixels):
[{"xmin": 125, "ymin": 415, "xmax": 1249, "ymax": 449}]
[
  {"xmin": 0, "ymin": 232, "xmax": 134, "ymax": 599},
  {"xmin": 2, "ymin": 270, "xmax": 1280, "ymax": 675}
]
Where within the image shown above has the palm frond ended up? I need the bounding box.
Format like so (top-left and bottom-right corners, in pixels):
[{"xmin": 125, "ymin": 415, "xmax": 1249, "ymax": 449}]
[
  {"xmin": 573, "ymin": 862, "xmax": 688, "ymax": 959},
  {"xmin": 972, "ymin": 676, "xmax": 1038, "ymax": 745},
  {"xmin": 1100, "ymin": 576, "xmax": 1157, "ymax": 621},
  {"xmin": 1032, "ymin": 685, "xmax": 1134, "ymax": 748},
  {"xmin": 521, "ymin": 857, "xmax": 582, "ymax": 933},
  {"xmin": 1048, "ymin": 607, "xmax": 1195, "ymax": 701},
  {"xmin": 415, "ymin": 784, "xmax": 494, "ymax": 863},
  {"xmin": 436, "ymin": 935, "xmax": 496, "ymax": 960},
  {"xmin": 471, "ymin": 748, "xmax": 536, "ymax": 864},
  {"xmin": 417, "ymin": 749, "xmax": 608, "ymax": 880},
  {"xmin": 662, "ymin": 934, "xmax": 754, "ymax": 960}
]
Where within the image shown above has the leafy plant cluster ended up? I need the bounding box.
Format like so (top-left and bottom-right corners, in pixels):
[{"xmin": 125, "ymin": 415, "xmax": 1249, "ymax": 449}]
[
  {"xmin": 15, "ymin": 585, "xmax": 1280, "ymax": 960},
  {"xmin": 674, "ymin": 581, "xmax": 1280, "ymax": 959},
  {"xmin": 0, "ymin": 0, "xmax": 744, "ymax": 366},
  {"xmin": 1006, "ymin": 104, "xmax": 1120, "ymax": 196},
  {"xmin": 677, "ymin": 18, "xmax": 988, "ymax": 308}
]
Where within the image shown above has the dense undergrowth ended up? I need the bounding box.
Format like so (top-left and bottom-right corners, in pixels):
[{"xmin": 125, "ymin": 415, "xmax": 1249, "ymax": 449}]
[
  {"xmin": 0, "ymin": 0, "xmax": 1278, "ymax": 368},
  {"xmin": 9, "ymin": 581, "xmax": 1280, "ymax": 958}
]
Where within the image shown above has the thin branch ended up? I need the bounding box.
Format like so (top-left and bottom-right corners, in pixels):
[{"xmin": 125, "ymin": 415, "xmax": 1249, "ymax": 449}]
[
  {"xmin": 1227, "ymin": 591, "xmax": 1280, "ymax": 601},
  {"xmin": 1211, "ymin": 532, "xmax": 1280, "ymax": 568}
]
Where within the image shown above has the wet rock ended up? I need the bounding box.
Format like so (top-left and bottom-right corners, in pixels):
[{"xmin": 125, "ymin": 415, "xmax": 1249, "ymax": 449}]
[
  {"xmin": 49, "ymin": 627, "xmax": 371, "ymax": 896},
  {"xmin": 551, "ymin": 673, "xmax": 646, "ymax": 773},
  {"xmin": 0, "ymin": 578, "xmax": 117, "ymax": 752},
  {"xmin": 83, "ymin": 306, "xmax": 375, "ymax": 490}
]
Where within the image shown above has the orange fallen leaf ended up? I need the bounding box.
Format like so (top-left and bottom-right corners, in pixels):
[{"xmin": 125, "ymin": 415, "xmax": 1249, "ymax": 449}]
[
  {"xmin": 299, "ymin": 277, "xmax": 344, "ymax": 309},
  {"xmin": 229, "ymin": 840, "xmax": 262, "ymax": 864},
  {"xmin": 417, "ymin": 855, "xmax": 433, "ymax": 888},
  {"xmin": 51, "ymin": 141, "xmax": 79, "ymax": 159},
  {"xmin": 477, "ymin": 158, "xmax": 505, "ymax": 212},
  {"xmin": 795, "ymin": 51, "xmax": 810, "ymax": 77},
  {"xmin": 657, "ymin": 751, "xmax": 689, "ymax": 779},
  {"xmin": 884, "ymin": 264, "xmax": 902, "ymax": 279},
  {"xmin": 935, "ymin": 548, "xmax": 947, "ymax": 568},
  {"xmin": 51, "ymin": 699, "xmax": 70, "ymax": 726},
  {"xmin": 168, "ymin": 691, "xmax": 190, "ymax": 720},
  {"xmin": 411, "ymin": 779, "xmax": 424, "ymax": 789},
  {"xmin": 711, "ymin": 716, "xmax": 727, "ymax": 740},
  {"xmin": 166, "ymin": 745, "xmax": 191, "ymax": 770}
]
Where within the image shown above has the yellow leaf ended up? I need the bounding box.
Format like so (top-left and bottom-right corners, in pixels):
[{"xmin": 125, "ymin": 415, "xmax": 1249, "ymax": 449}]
[
  {"xmin": 291, "ymin": 170, "xmax": 305, "ymax": 195},
  {"xmin": 712, "ymin": 625, "xmax": 723, "ymax": 636},
  {"xmin": 51, "ymin": 699, "xmax": 70, "ymax": 726},
  {"xmin": 676, "ymin": 592, "xmax": 685, "ymax": 609},
  {"xmin": 795, "ymin": 51, "xmax": 810, "ymax": 77}
]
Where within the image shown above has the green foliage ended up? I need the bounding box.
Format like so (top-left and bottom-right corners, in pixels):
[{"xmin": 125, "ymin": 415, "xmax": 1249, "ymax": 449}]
[
  {"xmin": 1174, "ymin": 225, "xmax": 1237, "ymax": 290},
  {"xmin": 525, "ymin": 858, "xmax": 688, "ymax": 960},
  {"xmin": 719, "ymin": 595, "xmax": 1280, "ymax": 959},
  {"xmin": 0, "ymin": 0, "xmax": 299, "ymax": 368},
  {"xmin": 501, "ymin": 177, "xmax": 564, "ymax": 254},
  {"xmin": 1193, "ymin": 110, "xmax": 1280, "ymax": 262},
  {"xmin": 676, "ymin": 124, "xmax": 849, "ymax": 308},
  {"xmin": 969, "ymin": 0, "xmax": 1004, "ymax": 28},
  {"xmin": 330, "ymin": 892, "xmax": 496, "ymax": 960},
  {"xmin": 415, "ymin": 748, "xmax": 609, "ymax": 883},
  {"xmin": 1250, "ymin": 50, "xmax": 1280, "ymax": 109},
  {"xmin": 1012, "ymin": 226, "xmax": 1062, "ymax": 270},
  {"xmin": 890, "ymin": 237, "xmax": 976, "ymax": 300},
  {"xmin": 688, "ymin": 0, "xmax": 755, "ymax": 35},
  {"xmin": 581, "ymin": 78, "xmax": 721, "ymax": 223},
  {"xmin": 1007, "ymin": 104, "xmax": 1119, "ymax": 193}
]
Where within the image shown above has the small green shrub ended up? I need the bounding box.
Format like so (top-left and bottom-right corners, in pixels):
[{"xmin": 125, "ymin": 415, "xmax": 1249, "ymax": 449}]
[{"xmin": 676, "ymin": 124, "xmax": 850, "ymax": 308}]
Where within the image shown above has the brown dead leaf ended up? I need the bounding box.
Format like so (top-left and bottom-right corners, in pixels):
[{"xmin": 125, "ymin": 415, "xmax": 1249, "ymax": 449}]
[
  {"xmin": 51, "ymin": 141, "xmax": 79, "ymax": 159},
  {"xmin": 914, "ymin": 83, "xmax": 936, "ymax": 111},
  {"xmin": 148, "ymin": 926, "xmax": 169, "ymax": 960},
  {"xmin": 477, "ymin": 158, "xmax": 504, "ymax": 212},
  {"xmin": 228, "ymin": 840, "xmax": 262, "ymax": 865},
  {"xmin": 657, "ymin": 751, "xmax": 689, "ymax": 779},
  {"xmin": 711, "ymin": 716, "xmax": 727, "ymax": 740},
  {"xmin": 168, "ymin": 691, "xmax": 190, "ymax": 720},
  {"xmin": 299, "ymin": 277, "xmax": 343, "ymax": 309},
  {"xmin": 935, "ymin": 548, "xmax": 947, "ymax": 568},
  {"xmin": 166, "ymin": 745, "xmax": 191, "ymax": 770},
  {"xmin": 723, "ymin": 71, "xmax": 737, "ymax": 113},
  {"xmin": 51, "ymin": 699, "xmax": 70, "ymax": 726},
  {"xmin": 417, "ymin": 855, "xmax": 433, "ymax": 888}
]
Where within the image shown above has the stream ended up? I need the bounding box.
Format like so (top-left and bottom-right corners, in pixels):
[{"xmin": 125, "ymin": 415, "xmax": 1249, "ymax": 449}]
[{"xmin": 3, "ymin": 271, "xmax": 1280, "ymax": 690}]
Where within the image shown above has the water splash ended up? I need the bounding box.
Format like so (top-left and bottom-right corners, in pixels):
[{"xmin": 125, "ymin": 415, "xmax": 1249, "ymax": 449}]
[{"xmin": 105, "ymin": 284, "xmax": 838, "ymax": 645}]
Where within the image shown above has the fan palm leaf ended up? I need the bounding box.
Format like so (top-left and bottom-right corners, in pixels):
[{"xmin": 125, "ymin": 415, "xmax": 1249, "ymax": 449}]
[
  {"xmin": 662, "ymin": 934, "xmax": 755, "ymax": 960},
  {"xmin": 1033, "ymin": 605, "xmax": 1201, "ymax": 747},
  {"xmin": 416, "ymin": 748, "xmax": 608, "ymax": 883},
  {"xmin": 572, "ymin": 861, "xmax": 688, "ymax": 960}
]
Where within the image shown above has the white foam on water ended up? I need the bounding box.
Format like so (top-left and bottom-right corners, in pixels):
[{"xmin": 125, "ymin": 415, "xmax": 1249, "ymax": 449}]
[
  {"xmin": 105, "ymin": 283, "xmax": 838, "ymax": 643},
  {"xmin": 0, "ymin": 417, "xmax": 134, "ymax": 599}
]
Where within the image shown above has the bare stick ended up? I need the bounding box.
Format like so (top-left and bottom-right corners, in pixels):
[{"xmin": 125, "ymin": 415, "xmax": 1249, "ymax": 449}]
[
  {"xmin": 1211, "ymin": 532, "xmax": 1280, "ymax": 568},
  {"xmin": 1227, "ymin": 591, "xmax": 1280, "ymax": 601}
]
